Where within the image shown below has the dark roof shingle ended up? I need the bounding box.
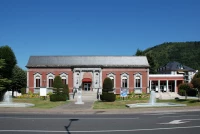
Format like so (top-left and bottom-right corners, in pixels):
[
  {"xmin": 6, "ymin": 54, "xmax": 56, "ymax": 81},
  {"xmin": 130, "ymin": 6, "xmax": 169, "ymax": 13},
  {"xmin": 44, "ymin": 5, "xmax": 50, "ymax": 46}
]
[{"xmin": 26, "ymin": 56, "xmax": 149, "ymax": 68}]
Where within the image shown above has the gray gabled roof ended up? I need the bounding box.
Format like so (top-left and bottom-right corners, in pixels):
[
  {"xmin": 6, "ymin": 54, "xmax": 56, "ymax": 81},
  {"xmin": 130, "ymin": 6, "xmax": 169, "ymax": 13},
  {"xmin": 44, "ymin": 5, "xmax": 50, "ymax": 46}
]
[
  {"xmin": 160, "ymin": 61, "xmax": 195, "ymax": 72},
  {"xmin": 26, "ymin": 56, "xmax": 150, "ymax": 68}
]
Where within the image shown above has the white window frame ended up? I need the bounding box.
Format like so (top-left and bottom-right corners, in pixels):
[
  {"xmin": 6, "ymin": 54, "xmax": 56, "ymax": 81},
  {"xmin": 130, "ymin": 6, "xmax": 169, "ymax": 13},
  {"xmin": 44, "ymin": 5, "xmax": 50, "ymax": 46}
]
[
  {"xmin": 121, "ymin": 73, "xmax": 129, "ymax": 88},
  {"xmin": 134, "ymin": 73, "xmax": 142, "ymax": 88},
  {"xmin": 60, "ymin": 73, "xmax": 68, "ymax": 85},
  {"xmin": 47, "ymin": 73, "xmax": 55, "ymax": 88},
  {"xmin": 34, "ymin": 73, "xmax": 42, "ymax": 88},
  {"xmin": 107, "ymin": 73, "xmax": 116, "ymax": 88}
]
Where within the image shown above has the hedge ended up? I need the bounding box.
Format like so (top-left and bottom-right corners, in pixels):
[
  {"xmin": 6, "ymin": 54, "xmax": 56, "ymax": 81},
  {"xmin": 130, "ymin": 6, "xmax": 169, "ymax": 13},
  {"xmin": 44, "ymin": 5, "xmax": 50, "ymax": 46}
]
[
  {"xmin": 100, "ymin": 92, "xmax": 116, "ymax": 102},
  {"xmin": 50, "ymin": 94, "xmax": 67, "ymax": 101}
]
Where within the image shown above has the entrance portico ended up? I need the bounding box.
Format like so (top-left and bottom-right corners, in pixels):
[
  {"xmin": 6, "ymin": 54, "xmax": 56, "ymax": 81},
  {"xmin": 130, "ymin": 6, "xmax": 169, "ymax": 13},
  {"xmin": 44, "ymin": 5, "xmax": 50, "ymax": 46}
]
[
  {"xmin": 73, "ymin": 68, "xmax": 102, "ymax": 92},
  {"xmin": 149, "ymin": 74, "xmax": 184, "ymax": 93}
]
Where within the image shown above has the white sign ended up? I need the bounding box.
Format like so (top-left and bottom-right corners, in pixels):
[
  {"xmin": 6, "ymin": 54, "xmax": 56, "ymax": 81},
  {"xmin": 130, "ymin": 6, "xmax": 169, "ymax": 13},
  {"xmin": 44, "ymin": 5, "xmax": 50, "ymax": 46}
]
[{"xmin": 40, "ymin": 88, "xmax": 47, "ymax": 96}]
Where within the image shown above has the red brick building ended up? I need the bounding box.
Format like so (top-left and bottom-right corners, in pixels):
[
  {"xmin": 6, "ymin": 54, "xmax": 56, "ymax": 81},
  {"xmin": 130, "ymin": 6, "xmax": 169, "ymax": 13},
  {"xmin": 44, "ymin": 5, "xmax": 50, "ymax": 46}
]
[{"xmin": 26, "ymin": 56, "xmax": 150, "ymax": 94}]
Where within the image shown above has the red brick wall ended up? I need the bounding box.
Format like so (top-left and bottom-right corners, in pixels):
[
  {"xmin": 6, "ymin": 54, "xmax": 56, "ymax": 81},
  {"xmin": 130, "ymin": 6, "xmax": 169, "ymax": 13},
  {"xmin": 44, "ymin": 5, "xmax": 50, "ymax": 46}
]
[
  {"xmin": 28, "ymin": 68, "xmax": 73, "ymax": 92},
  {"xmin": 102, "ymin": 68, "xmax": 148, "ymax": 93},
  {"xmin": 28, "ymin": 67, "xmax": 149, "ymax": 93}
]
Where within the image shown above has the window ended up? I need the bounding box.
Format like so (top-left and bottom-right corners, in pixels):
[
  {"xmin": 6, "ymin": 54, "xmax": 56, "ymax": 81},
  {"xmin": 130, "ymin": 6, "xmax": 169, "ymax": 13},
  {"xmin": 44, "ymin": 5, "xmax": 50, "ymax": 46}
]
[
  {"xmin": 109, "ymin": 76, "xmax": 114, "ymax": 86},
  {"xmin": 107, "ymin": 73, "xmax": 116, "ymax": 88},
  {"xmin": 122, "ymin": 76, "xmax": 127, "ymax": 88},
  {"xmin": 60, "ymin": 73, "xmax": 68, "ymax": 85},
  {"xmin": 48, "ymin": 76, "xmax": 54, "ymax": 88},
  {"xmin": 36, "ymin": 76, "xmax": 40, "ymax": 88},
  {"xmin": 134, "ymin": 73, "xmax": 142, "ymax": 88},
  {"xmin": 47, "ymin": 73, "xmax": 55, "ymax": 88},
  {"xmin": 34, "ymin": 73, "xmax": 42, "ymax": 88},
  {"xmin": 135, "ymin": 76, "xmax": 141, "ymax": 88},
  {"xmin": 62, "ymin": 79, "xmax": 66, "ymax": 85},
  {"xmin": 121, "ymin": 73, "xmax": 129, "ymax": 88}
]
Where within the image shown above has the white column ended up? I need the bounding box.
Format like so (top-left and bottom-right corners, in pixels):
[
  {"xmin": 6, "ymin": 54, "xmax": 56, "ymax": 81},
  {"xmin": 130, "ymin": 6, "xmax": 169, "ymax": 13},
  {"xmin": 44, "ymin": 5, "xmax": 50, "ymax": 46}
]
[
  {"xmin": 100, "ymin": 70, "xmax": 102, "ymax": 88},
  {"xmin": 147, "ymin": 68, "xmax": 149, "ymax": 92},
  {"xmin": 166, "ymin": 80, "xmax": 169, "ymax": 92},
  {"xmin": 93, "ymin": 70, "xmax": 95, "ymax": 89},
  {"xmin": 149, "ymin": 80, "xmax": 152, "ymax": 93},
  {"xmin": 26, "ymin": 70, "xmax": 29, "ymax": 93},
  {"xmin": 174, "ymin": 80, "xmax": 177, "ymax": 93},
  {"xmin": 158, "ymin": 80, "xmax": 160, "ymax": 93}
]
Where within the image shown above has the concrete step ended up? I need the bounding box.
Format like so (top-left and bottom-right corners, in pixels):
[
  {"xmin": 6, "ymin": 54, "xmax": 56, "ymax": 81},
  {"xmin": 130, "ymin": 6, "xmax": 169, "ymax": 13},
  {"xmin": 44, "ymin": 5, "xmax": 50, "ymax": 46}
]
[{"xmin": 73, "ymin": 91, "xmax": 97, "ymax": 101}]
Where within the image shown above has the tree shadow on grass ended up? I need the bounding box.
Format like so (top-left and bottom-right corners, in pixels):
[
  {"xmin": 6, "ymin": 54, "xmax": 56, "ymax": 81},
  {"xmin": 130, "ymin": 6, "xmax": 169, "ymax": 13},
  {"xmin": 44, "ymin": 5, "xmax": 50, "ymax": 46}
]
[
  {"xmin": 175, "ymin": 98, "xmax": 200, "ymax": 103},
  {"xmin": 65, "ymin": 119, "xmax": 79, "ymax": 134},
  {"xmin": 188, "ymin": 100, "xmax": 200, "ymax": 103}
]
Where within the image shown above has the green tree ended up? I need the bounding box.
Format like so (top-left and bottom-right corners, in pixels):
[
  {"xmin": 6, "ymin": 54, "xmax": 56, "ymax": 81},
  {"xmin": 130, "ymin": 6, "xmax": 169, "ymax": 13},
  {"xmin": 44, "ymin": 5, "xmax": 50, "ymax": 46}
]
[
  {"xmin": 146, "ymin": 53, "xmax": 157, "ymax": 74},
  {"xmin": 178, "ymin": 83, "xmax": 193, "ymax": 99},
  {"xmin": 101, "ymin": 77, "xmax": 116, "ymax": 102},
  {"xmin": 103, "ymin": 77, "xmax": 114, "ymax": 92},
  {"xmin": 191, "ymin": 78, "xmax": 200, "ymax": 101},
  {"xmin": 63, "ymin": 84, "xmax": 69, "ymax": 100},
  {"xmin": 0, "ymin": 45, "xmax": 17, "ymax": 79},
  {"xmin": 135, "ymin": 49, "xmax": 157, "ymax": 74},
  {"xmin": 52, "ymin": 76, "xmax": 64, "ymax": 95},
  {"xmin": 193, "ymin": 71, "xmax": 200, "ymax": 79},
  {"xmin": 10, "ymin": 65, "xmax": 27, "ymax": 96},
  {"xmin": 0, "ymin": 59, "xmax": 11, "ymax": 91}
]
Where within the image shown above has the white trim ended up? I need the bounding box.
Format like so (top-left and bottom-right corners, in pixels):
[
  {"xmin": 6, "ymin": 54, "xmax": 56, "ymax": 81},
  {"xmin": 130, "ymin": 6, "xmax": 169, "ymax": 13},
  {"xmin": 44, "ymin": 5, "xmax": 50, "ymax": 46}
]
[
  {"xmin": 60, "ymin": 73, "xmax": 68, "ymax": 84},
  {"xmin": 149, "ymin": 74, "xmax": 183, "ymax": 77},
  {"xmin": 47, "ymin": 73, "xmax": 55, "ymax": 88},
  {"xmin": 121, "ymin": 73, "xmax": 129, "ymax": 88},
  {"xmin": 134, "ymin": 73, "xmax": 142, "ymax": 88},
  {"xmin": 34, "ymin": 73, "xmax": 42, "ymax": 88},
  {"xmin": 107, "ymin": 73, "xmax": 116, "ymax": 88}
]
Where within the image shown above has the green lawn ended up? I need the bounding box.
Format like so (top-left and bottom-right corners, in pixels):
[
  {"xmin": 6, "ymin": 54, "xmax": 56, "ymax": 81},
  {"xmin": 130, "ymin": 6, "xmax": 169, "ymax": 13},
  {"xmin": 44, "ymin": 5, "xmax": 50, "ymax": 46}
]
[
  {"xmin": 93, "ymin": 98, "xmax": 200, "ymax": 109},
  {"xmin": 157, "ymin": 99, "xmax": 200, "ymax": 106},
  {"xmin": 13, "ymin": 97, "xmax": 68, "ymax": 109}
]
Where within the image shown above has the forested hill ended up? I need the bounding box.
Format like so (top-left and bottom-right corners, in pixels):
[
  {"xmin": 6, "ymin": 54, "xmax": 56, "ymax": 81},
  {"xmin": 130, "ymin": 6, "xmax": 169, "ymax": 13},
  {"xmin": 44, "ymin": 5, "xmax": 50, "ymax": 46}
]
[{"xmin": 135, "ymin": 41, "xmax": 200, "ymax": 73}]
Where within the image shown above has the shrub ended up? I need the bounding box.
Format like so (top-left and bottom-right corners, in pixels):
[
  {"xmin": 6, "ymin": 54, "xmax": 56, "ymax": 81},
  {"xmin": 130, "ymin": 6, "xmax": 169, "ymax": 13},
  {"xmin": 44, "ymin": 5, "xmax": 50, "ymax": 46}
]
[
  {"xmin": 63, "ymin": 84, "xmax": 70, "ymax": 100},
  {"xmin": 53, "ymin": 76, "xmax": 64, "ymax": 95},
  {"xmin": 50, "ymin": 94, "xmax": 67, "ymax": 101},
  {"xmin": 178, "ymin": 83, "xmax": 193, "ymax": 99},
  {"xmin": 187, "ymin": 88, "xmax": 198, "ymax": 96},
  {"xmin": 103, "ymin": 77, "xmax": 113, "ymax": 92},
  {"xmin": 20, "ymin": 88, "xmax": 26, "ymax": 94},
  {"xmin": 100, "ymin": 92, "xmax": 116, "ymax": 102}
]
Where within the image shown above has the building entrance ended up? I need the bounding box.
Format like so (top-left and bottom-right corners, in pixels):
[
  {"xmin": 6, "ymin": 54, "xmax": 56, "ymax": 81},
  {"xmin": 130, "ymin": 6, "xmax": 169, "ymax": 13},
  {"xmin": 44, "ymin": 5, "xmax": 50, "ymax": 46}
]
[{"xmin": 83, "ymin": 83, "xmax": 91, "ymax": 91}]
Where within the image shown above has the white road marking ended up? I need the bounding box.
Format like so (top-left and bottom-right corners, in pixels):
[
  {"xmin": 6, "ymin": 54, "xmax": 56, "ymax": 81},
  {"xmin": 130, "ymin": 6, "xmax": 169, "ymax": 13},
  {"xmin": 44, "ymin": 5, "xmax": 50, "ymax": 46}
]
[
  {"xmin": 159, "ymin": 115, "xmax": 199, "ymax": 118},
  {"xmin": 1, "ymin": 126, "xmax": 200, "ymax": 133},
  {"xmin": 144, "ymin": 113, "xmax": 178, "ymax": 115},
  {"xmin": 159, "ymin": 120, "xmax": 189, "ymax": 124},
  {"xmin": 0, "ymin": 117, "xmax": 139, "ymax": 120}
]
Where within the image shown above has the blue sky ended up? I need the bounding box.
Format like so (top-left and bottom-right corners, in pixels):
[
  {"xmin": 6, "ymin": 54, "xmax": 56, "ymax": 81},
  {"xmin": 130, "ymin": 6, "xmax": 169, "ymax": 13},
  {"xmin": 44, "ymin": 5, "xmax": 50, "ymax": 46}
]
[{"xmin": 0, "ymin": 0, "xmax": 200, "ymax": 70}]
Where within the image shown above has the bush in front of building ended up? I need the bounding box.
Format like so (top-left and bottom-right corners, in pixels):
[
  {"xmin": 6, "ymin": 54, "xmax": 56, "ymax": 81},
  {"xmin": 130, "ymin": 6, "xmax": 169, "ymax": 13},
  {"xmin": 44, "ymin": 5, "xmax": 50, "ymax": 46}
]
[
  {"xmin": 50, "ymin": 75, "xmax": 68, "ymax": 101},
  {"xmin": 102, "ymin": 77, "xmax": 114, "ymax": 92},
  {"xmin": 63, "ymin": 84, "xmax": 70, "ymax": 100},
  {"xmin": 101, "ymin": 77, "xmax": 116, "ymax": 102},
  {"xmin": 100, "ymin": 92, "xmax": 116, "ymax": 102},
  {"xmin": 52, "ymin": 76, "xmax": 64, "ymax": 95},
  {"xmin": 50, "ymin": 94, "xmax": 67, "ymax": 101}
]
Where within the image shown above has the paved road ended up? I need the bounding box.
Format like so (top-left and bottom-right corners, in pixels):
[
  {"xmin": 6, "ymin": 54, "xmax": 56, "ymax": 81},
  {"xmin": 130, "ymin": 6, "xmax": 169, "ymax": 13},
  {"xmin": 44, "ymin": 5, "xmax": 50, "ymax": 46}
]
[{"xmin": 0, "ymin": 111, "xmax": 200, "ymax": 134}]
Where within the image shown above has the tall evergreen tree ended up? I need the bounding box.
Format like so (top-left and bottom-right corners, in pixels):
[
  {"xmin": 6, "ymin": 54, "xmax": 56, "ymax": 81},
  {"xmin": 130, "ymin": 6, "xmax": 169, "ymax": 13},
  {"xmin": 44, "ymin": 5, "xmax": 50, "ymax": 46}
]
[
  {"xmin": 0, "ymin": 59, "xmax": 11, "ymax": 91},
  {"xmin": 135, "ymin": 49, "xmax": 144, "ymax": 56},
  {"xmin": 10, "ymin": 65, "xmax": 27, "ymax": 96},
  {"xmin": 53, "ymin": 76, "xmax": 64, "ymax": 95},
  {"xmin": 0, "ymin": 45, "xmax": 17, "ymax": 79}
]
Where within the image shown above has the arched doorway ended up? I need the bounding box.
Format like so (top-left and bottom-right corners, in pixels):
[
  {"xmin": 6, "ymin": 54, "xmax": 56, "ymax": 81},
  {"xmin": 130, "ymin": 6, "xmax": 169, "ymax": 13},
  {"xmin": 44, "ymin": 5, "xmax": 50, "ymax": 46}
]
[{"xmin": 82, "ymin": 72, "xmax": 92, "ymax": 91}]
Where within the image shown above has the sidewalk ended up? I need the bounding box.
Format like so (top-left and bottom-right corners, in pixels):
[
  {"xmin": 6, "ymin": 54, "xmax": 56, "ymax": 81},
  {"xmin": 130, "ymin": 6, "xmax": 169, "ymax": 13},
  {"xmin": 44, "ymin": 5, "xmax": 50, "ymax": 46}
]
[{"xmin": 1, "ymin": 100, "xmax": 200, "ymax": 115}]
